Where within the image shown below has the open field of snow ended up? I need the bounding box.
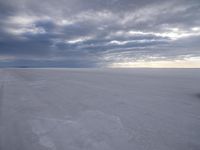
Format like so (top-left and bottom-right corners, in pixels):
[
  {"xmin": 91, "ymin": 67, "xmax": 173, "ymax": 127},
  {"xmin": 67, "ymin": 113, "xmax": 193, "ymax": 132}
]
[{"xmin": 0, "ymin": 69, "xmax": 200, "ymax": 150}]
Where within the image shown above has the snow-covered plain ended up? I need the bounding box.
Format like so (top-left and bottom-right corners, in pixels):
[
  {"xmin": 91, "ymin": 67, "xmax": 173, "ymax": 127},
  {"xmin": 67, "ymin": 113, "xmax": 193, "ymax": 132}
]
[{"xmin": 0, "ymin": 69, "xmax": 200, "ymax": 150}]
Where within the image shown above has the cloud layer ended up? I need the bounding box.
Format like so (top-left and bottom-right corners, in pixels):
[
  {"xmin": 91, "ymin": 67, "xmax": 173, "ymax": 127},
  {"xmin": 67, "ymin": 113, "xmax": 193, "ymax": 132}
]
[{"xmin": 0, "ymin": 0, "xmax": 200, "ymax": 67}]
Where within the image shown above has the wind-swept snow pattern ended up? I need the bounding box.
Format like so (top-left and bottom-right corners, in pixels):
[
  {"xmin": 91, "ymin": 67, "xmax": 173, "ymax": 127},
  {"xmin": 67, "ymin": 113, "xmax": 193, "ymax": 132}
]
[{"xmin": 0, "ymin": 69, "xmax": 200, "ymax": 150}]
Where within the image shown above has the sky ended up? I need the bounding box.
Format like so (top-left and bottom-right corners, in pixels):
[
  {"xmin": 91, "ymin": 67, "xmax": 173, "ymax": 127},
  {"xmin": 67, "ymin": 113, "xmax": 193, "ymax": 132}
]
[{"xmin": 0, "ymin": 0, "xmax": 200, "ymax": 68}]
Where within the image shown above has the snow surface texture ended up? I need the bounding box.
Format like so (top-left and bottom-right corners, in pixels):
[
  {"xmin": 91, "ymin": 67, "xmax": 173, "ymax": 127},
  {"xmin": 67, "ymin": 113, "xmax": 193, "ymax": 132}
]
[{"xmin": 0, "ymin": 69, "xmax": 200, "ymax": 150}]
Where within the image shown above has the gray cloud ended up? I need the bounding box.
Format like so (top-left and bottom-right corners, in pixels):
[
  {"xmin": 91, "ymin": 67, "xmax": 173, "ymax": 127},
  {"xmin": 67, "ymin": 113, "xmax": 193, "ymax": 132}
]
[{"xmin": 0, "ymin": 0, "xmax": 200, "ymax": 67}]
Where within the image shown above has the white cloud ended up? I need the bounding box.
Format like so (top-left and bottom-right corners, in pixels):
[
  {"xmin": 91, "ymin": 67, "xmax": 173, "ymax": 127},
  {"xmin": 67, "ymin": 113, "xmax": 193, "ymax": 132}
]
[
  {"xmin": 3, "ymin": 15, "xmax": 49, "ymax": 35},
  {"xmin": 6, "ymin": 26, "xmax": 46, "ymax": 35},
  {"xmin": 109, "ymin": 29, "xmax": 200, "ymax": 40},
  {"xmin": 191, "ymin": 27, "xmax": 200, "ymax": 31},
  {"xmin": 66, "ymin": 36, "xmax": 93, "ymax": 44},
  {"xmin": 121, "ymin": 2, "xmax": 193, "ymax": 25},
  {"xmin": 0, "ymin": 55, "xmax": 16, "ymax": 61}
]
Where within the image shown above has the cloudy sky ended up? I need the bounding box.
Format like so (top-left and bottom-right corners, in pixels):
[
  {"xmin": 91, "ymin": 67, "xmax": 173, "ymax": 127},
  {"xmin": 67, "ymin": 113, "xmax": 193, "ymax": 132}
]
[{"xmin": 0, "ymin": 0, "xmax": 200, "ymax": 67}]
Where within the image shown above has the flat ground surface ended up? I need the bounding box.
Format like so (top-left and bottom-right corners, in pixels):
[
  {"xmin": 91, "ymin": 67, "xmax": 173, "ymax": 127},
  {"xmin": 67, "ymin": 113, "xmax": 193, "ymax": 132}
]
[{"xmin": 0, "ymin": 69, "xmax": 200, "ymax": 150}]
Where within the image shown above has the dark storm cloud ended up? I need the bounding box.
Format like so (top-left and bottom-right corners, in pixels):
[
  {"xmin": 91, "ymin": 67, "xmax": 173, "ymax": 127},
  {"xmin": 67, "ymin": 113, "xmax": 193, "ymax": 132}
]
[{"xmin": 0, "ymin": 0, "xmax": 200, "ymax": 67}]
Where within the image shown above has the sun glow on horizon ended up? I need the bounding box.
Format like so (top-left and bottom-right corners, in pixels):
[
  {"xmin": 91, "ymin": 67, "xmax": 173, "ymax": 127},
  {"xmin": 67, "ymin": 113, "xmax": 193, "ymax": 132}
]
[{"xmin": 109, "ymin": 57, "xmax": 200, "ymax": 68}]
